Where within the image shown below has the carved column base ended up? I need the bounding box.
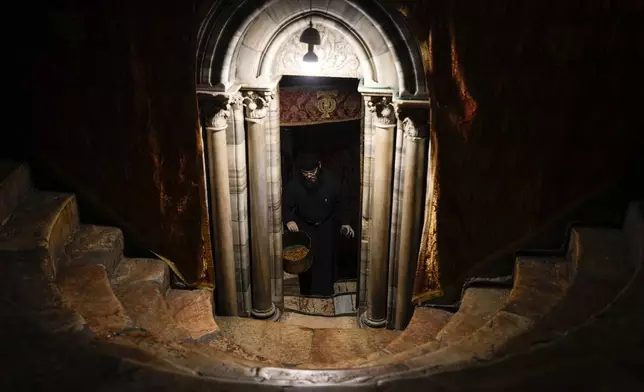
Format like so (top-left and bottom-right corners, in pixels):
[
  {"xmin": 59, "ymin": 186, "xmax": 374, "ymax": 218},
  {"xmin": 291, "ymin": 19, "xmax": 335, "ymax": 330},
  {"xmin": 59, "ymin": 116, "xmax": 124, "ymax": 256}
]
[
  {"xmin": 251, "ymin": 304, "xmax": 280, "ymax": 321},
  {"xmin": 359, "ymin": 311, "xmax": 388, "ymax": 329}
]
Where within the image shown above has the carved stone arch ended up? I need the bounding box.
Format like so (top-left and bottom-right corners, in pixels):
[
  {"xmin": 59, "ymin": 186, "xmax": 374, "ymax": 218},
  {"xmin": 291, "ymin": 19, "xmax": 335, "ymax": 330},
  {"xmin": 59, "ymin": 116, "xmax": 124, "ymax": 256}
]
[
  {"xmin": 197, "ymin": 0, "xmax": 428, "ymax": 99},
  {"xmin": 360, "ymin": 0, "xmax": 429, "ymax": 97},
  {"xmin": 197, "ymin": 0, "xmax": 432, "ymax": 327},
  {"xmin": 257, "ymin": 13, "xmax": 377, "ymax": 83}
]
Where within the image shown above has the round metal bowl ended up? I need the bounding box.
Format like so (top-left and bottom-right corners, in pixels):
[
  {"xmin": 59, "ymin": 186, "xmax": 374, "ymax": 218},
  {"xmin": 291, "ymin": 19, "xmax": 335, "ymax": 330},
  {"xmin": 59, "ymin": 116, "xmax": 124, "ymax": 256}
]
[{"xmin": 282, "ymin": 230, "xmax": 313, "ymax": 275}]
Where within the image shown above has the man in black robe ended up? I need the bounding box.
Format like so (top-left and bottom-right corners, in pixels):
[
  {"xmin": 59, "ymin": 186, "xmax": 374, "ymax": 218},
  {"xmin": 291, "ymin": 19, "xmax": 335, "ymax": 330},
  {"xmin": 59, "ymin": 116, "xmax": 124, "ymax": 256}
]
[{"xmin": 283, "ymin": 152, "xmax": 355, "ymax": 296}]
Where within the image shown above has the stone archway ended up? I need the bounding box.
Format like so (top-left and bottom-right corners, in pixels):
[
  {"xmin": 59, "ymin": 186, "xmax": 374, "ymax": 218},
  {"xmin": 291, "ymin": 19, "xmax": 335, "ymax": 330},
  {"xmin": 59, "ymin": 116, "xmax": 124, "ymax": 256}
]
[{"xmin": 197, "ymin": 0, "xmax": 431, "ymax": 330}]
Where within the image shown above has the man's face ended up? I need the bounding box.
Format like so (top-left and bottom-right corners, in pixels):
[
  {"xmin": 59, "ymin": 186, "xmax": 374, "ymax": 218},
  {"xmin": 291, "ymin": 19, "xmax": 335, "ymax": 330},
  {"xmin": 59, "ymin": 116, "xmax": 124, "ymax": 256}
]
[{"xmin": 301, "ymin": 164, "xmax": 320, "ymax": 184}]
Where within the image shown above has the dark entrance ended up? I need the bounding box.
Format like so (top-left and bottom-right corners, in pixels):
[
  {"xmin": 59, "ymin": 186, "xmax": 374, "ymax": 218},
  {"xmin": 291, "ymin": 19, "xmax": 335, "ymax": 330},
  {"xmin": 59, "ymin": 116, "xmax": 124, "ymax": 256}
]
[{"xmin": 280, "ymin": 76, "xmax": 361, "ymax": 298}]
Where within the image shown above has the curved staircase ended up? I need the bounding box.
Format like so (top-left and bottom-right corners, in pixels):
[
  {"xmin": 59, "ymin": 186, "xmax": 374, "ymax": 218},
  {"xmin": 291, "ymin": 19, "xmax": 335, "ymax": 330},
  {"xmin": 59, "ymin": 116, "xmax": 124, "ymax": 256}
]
[{"xmin": 1, "ymin": 162, "xmax": 642, "ymax": 391}]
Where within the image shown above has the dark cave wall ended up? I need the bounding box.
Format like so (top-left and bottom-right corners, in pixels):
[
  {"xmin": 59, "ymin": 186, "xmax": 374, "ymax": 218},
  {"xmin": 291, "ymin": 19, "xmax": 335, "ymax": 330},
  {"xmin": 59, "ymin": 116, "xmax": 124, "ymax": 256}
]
[
  {"xmin": 395, "ymin": 0, "xmax": 644, "ymax": 294},
  {"xmin": 22, "ymin": 0, "xmax": 642, "ymax": 289},
  {"xmin": 29, "ymin": 0, "xmax": 213, "ymax": 282}
]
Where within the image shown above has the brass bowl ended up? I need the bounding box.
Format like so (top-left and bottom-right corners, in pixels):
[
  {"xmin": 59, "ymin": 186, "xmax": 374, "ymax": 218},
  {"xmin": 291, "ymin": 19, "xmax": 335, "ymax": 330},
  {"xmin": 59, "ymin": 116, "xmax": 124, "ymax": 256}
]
[{"xmin": 282, "ymin": 230, "xmax": 313, "ymax": 275}]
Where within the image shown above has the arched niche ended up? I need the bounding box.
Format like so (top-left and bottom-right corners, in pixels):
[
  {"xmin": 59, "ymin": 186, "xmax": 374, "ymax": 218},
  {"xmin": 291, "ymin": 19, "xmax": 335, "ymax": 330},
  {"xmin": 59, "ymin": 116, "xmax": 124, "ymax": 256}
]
[{"xmin": 197, "ymin": 0, "xmax": 432, "ymax": 329}]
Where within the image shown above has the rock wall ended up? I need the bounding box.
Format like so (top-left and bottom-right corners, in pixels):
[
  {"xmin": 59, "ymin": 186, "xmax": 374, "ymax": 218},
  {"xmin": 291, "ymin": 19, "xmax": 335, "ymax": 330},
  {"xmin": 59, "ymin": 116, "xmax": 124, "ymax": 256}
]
[
  {"xmin": 397, "ymin": 0, "xmax": 644, "ymax": 295},
  {"xmin": 21, "ymin": 0, "xmax": 643, "ymax": 289},
  {"xmin": 26, "ymin": 0, "xmax": 213, "ymax": 283}
]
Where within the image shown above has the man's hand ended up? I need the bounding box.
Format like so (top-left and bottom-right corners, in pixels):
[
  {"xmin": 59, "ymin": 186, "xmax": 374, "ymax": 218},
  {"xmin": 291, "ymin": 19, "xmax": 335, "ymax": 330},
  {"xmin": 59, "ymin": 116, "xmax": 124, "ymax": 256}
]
[
  {"xmin": 340, "ymin": 225, "xmax": 355, "ymax": 238},
  {"xmin": 286, "ymin": 221, "xmax": 299, "ymax": 232}
]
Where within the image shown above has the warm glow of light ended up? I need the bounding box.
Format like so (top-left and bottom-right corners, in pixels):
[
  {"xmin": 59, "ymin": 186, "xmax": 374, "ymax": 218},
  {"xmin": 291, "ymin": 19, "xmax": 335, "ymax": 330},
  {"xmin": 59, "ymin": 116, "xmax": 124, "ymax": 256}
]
[{"xmin": 299, "ymin": 58, "xmax": 320, "ymax": 74}]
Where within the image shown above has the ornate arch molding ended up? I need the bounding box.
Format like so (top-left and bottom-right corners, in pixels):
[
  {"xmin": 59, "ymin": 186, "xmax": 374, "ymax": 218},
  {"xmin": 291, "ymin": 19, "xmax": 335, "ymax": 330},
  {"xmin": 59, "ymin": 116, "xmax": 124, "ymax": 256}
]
[
  {"xmin": 197, "ymin": 0, "xmax": 427, "ymax": 99},
  {"xmin": 352, "ymin": 0, "xmax": 429, "ymax": 97},
  {"xmin": 257, "ymin": 12, "xmax": 376, "ymax": 83}
]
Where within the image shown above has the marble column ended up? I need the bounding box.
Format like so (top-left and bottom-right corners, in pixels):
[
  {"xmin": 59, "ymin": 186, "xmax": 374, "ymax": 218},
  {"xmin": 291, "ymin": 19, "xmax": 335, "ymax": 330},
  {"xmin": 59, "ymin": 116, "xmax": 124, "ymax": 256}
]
[
  {"xmin": 361, "ymin": 96, "xmax": 397, "ymax": 329},
  {"xmin": 227, "ymin": 94, "xmax": 252, "ymax": 316},
  {"xmin": 242, "ymin": 91, "xmax": 279, "ymax": 321},
  {"xmin": 267, "ymin": 88, "xmax": 283, "ymax": 307},
  {"xmin": 386, "ymin": 117, "xmax": 405, "ymax": 327},
  {"xmin": 203, "ymin": 95, "xmax": 238, "ymax": 316},
  {"xmin": 395, "ymin": 108, "xmax": 429, "ymax": 330},
  {"xmin": 359, "ymin": 95, "xmax": 375, "ymax": 310}
]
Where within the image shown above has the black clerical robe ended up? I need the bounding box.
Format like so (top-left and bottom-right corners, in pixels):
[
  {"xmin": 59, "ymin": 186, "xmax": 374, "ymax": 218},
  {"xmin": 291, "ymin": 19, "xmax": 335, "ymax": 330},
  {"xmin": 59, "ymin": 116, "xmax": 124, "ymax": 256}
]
[{"xmin": 283, "ymin": 168, "xmax": 349, "ymax": 296}]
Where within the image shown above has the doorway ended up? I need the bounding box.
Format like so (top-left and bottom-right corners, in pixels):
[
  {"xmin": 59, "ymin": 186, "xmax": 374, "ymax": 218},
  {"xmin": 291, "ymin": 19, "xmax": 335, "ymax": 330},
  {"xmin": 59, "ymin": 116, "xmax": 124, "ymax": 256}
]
[
  {"xmin": 279, "ymin": 76, "xmax": 360, "ymax": 316},
  {"xmin": 198, "ymin": 0, "xmax": 432, "ymax": 328}
]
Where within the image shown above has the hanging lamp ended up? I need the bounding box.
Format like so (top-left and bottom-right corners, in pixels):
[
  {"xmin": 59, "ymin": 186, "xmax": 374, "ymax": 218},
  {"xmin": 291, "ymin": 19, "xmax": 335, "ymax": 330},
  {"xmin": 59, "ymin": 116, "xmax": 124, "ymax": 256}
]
[{"xmin": 299, "ymin": 0, "xmax": 320, "ymax": 63}]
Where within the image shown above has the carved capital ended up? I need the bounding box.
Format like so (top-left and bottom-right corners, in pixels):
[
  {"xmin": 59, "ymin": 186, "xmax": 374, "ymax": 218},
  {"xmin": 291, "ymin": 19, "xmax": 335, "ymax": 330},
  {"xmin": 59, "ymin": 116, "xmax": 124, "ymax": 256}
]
[
  {"xmin": 199, "ymin": 94, "xmax": 230, "ymax": 132},
  {"xmin": 228, "ymin": 92, "xmax": 244, "ymax": 109},
  {"xmin": 367, "ymin": 96, "xmax": 396, "ymax": 128},
  {"xmin": 242, "ymin": 91, "xmax": 274, "ymax": 120},
  {"xmin": 395, "ymin": 104, "xmax": 429, "ymax": 138}
]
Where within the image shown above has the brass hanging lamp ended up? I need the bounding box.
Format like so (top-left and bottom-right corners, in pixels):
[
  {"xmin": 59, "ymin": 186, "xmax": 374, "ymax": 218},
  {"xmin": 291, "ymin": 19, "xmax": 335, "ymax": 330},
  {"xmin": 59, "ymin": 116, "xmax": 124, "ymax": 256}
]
[{"xmin": 299, "ymin": 0, "xmax": 320, "ymax": 63}]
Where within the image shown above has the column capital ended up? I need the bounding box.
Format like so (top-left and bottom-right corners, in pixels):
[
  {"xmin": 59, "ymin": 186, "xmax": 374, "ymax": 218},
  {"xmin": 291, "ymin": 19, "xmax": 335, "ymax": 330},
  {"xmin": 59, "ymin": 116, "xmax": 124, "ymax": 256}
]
[
  {"xmin": 395, "ymin": 105, "xmax": 429, "ymax": 138},
  {"xmin": 367, "ymin": 96, "xmax": 397, "ymax": 128},
  {"xmin": 228, "ymin": 92, "xmax": 244, "ymax": 109},
  {"xmin": 242, "ymin": 91, "xmax": 274, "ymax": 121},
  {"xmin": 198, "ymin": 94, "xmax": 230, "ymax": 132}
]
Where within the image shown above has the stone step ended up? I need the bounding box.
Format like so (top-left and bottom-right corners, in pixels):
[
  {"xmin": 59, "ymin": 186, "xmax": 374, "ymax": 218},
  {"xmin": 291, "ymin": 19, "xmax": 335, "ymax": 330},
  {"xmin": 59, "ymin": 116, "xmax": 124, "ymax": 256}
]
[
  {"xmin": 353, "ymin": 226, "xmax": 634, "ymax": 373},
  {"xmin": 357, "ymin": 262, "xmax": 565, "ymax": 370},
  {"xmin": 503, "ymin": 256, "xmax": 570, "ymax": 321},
  {"xmin": 112, "ymin": 260, "xmax": 208, "ymax": 343},
  {"xmin": 346, "ymin": 337, "xmax": 443, "ymax": 370},
  {"xmin": 329, "ymin": 309, "xmax": 450, "ymax": 369},
  {"xmin": 111, "ymin": 257, "xmax": 169, "ymax": 293},
  {"xmin": 435, "ymin": 287, "xmax": 511, "ymax": 345},
  {"xmin": 478, "ymin": 256, "xmax": 570, "ymax": 356},
  {"xmin": 386, "ymin": 307, "xmax": 453, "ymax": 354},
  {"xmin": 113, "ymin": 281, "xmax": 187, "ymax": 342},
  {"xmin": 302, "ymin": 327, "xmax": 400, "ymax": 368},
  {"xmin": 0, "ymin": 162, "xmax": 31, "ymax": 226},
  {"xmin": 64, "ymin": 224, "xmax": 124, "ymax": 275},
  {"xmin": 0, "ymin": 192, "xmax": 78, "ymax": 280},
  {"xmin": 284, "ymin": 295, "xmax": 336, "ymax": 315},
  {"xmin": 57, "ymin": 264, "xmax": 131, "ymax": 337},
  {"xmin": 316, "ymin": 309, "xmax": 452, "ymax": 369},
  {"xmin": 184, "ymin": 336, "xmax": 281, "ymax": 367},
  {"xmin": 215, "ymin": 316, "xmax": 315, "ymax": 366},
  {"xmin": 279, "ymin": 311, "xmax": 357, "ymax": 329},
  {"xmin": 551, "ymin": 227, "xmax": 629, "ymax": 330},
  {"xmin": 504, "ymin": 227, "xmax": 632, "ymax": 350},
  {"xmin": 324, "ymin": 288, "xmax": 509, "ymax": 370},
  {"xmin": 365, "ymin": 242, "xmax": 625, "ymax": 372},
  {"xmin": 166, "ymin": 288, "xmax": 219, "ymax": 342},
  {"xmin": 416, "ymin": 257, "xmax": 571, "ymax": 365},
  {"xmin": 103, "ymin": 331, "xmax": 260, "ymax": 381}
]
